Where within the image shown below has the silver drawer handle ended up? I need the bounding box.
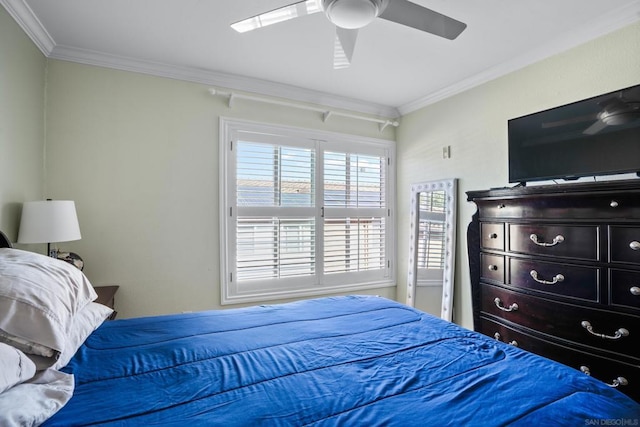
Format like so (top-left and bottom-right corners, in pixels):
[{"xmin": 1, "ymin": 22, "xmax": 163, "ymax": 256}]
[
  {"xmin": 581, "ymin": 321, "xmax": 629, "ymax": 340},
  {"xmin": 493, "ymin": 332, "xmax": 518, "ymax": 346},
  {"xmin": 631, "ymin": 286, "xmax": 640, "ymax": 296},
  {"xmin": 608, "ymin": 377, "xmax": 629, "ymax": 388},
  {"xmin": 530, "ymin": 233, "xmax": 564, "ymax": 247},
  {"xmin": 530, "ymin": 270, "xmax": 564, "ymax": 285},
  {"xmin": 630, "ymin": 241, "xmax": 640, "ymax": 251},
  {"xmin": 488, "ymin": 264, "xmax": 498, "ymax": 271},
  {"xmin": 489, "ymin": 233, "xmax": 498, "ymax": 239},
  {"xmin": 610, "ymin": 200, "xmax": 619, "ymax": 208},
  {"xmin": 494, "ymin": 297, "xmax": 518, "ymax": 312},
  {"xmin": 579, "ymin": 366, "xmax": 628, "ymax": 388}
]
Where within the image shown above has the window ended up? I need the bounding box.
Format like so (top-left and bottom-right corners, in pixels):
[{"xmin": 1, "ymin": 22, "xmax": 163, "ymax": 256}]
[{"xmin": 220, "ymin": 118, "xmax": 395, "ymax": 304}]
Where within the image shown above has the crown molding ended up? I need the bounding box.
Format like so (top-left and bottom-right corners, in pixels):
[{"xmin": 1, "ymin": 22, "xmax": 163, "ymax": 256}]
[
  {"xmin": 1, "ymin": 0, "xmax": 54, "ymax": 54},
  {"xmin": 398, "ymin": 3, "xmax": 640, "ymax": 115},
  {"xmin": 48, "ymin": 45, "xmax": 400, "ymax": 119}
]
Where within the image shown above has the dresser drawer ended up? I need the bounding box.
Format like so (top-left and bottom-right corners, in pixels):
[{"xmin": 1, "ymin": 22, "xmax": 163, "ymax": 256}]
[
  {"xmin": 479, "ymin": 317, "xmax": 523, "ymax": 348},
  {"xmin": 509, "ymin": 258, "xmax": 599, "ymax": 302},
  {"xmin": 609, "ymin": 226, "xmax": 640, "ymax": 264},
  {"xmin": 476, "ymin": 192, "xmax": 640, "ymax": 221},
  {"xmin": 481, "ymin": 223, "xmax": 504, "ymax": 250},
  {"xmin": 480, "ymin": 317, "xmax": 640, "ymax": 401},
  {"xmin": 480, "ymin": 254, "xmax": 504, "ymax": 284},
  {"xmin": 610, "ymin": 269, "xmax": 640, "ymax": 311},
  {"xmin": 480, "ymin": 284, "xmax": 640, "ymax": 360},
  {"xmin": 569, "ymin": 357, "xmax": 640, "ymax": 402},
  {"xmin": 508, "ymin": 224, "xmax": 599, "ymax": 260}
]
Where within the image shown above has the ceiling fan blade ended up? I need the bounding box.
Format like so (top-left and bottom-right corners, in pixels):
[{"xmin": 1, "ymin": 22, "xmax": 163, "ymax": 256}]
[
  {"xmin": 334, "ymin": 27, "xmax": 358, "ymax": 69},
  {"xmin": 231, "ymin": 0, "xmax": 321, "ymax": 33},
  {"xmin": 541, "ymin": 113, "xmax": 597, "ymax": 129},
  {"xmin": 379, "ymin": 0, "xmax": 466, "ymax": 40},
  {"xmin": 583, "ymin": 120, "xmax": 608, "ymax": 135}
]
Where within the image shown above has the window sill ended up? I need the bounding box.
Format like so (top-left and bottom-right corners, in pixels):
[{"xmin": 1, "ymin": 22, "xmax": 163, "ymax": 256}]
[{"xmin": 221, "ymin": 280, "xmax": 396, "ymax": 305}]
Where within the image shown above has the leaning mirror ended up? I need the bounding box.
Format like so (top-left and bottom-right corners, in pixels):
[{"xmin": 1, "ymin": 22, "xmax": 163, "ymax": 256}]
[{"xmin": 406, "ymin": 179, "xmax": 457, "ymax": 321}]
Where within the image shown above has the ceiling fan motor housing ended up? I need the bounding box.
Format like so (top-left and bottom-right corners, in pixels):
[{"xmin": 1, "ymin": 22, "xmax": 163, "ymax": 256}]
[
  {"xmin": 322, "ymin": 0, "xmax": 389, "ymax": 29},
  {"xmin": 600, "ymin": 102, "xmax": 640, "ymax": 126}
]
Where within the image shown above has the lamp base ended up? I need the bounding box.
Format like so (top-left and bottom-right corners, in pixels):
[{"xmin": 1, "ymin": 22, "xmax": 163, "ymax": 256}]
[
  {"xmin": 47, "ymin": 243, "xmax": 57, "ymax": 258},
  {"xmin": 56, "ymin": 251, "xmax": 84, "ymax": 271}
]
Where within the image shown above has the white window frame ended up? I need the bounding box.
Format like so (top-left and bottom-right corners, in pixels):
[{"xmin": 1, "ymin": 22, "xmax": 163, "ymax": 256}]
[{"xmin": 219, "ymin": 117, "xmax": 396, "ymax": 304}]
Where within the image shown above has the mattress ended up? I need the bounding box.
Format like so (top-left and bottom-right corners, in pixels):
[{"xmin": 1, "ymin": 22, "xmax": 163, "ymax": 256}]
[{"xmin": 44, "ymin": 295, "xmax": 640, "ymax": 425}]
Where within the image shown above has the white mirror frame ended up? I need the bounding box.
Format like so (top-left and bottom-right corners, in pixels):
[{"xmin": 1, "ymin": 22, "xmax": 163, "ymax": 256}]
[{"xmin": 406, "ymin": 178, "xmax": 457, "ymax": 321}]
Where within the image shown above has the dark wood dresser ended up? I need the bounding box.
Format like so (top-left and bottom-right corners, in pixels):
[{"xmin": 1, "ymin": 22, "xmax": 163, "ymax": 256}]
[{"xmin": 467, "ymin": 180, "xmax": 640, "ymax": 402}]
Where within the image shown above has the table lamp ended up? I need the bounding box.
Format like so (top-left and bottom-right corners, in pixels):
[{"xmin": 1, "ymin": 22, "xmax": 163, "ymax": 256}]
[{"xmin": 17, "ymin": 200, "xmax": 82, "ymax": 258}]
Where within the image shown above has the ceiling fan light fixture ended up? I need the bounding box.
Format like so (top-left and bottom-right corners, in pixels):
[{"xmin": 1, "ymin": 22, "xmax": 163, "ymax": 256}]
[
  {"xmin": 323, "ymin": 0, "xmax": 383, "ymax": 29},
  {"xmin": 600, "ymin": 110, "xmax": 640, "ymax": 126}
]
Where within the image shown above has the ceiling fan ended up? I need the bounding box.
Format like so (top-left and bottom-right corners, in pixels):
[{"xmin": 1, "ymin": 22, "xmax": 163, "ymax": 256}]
[
  {"xmin": 542, "ymin": 90, "xmax": 640, "ymax": 135},
  {"xmin": 231, "ymin": 0, "xmax": 467, "ymax": 69},
  {"xmin": 582, "ymin": 96, "xmax": 640, "ymax": 135}
]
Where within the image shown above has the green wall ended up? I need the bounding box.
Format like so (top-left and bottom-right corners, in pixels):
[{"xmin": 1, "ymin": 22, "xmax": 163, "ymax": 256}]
[
  {"xmin": 0, "ymin": 6, "xmax": 46, "ymax": 240},
  {"xmin": 43, "ymin": 60, "xmax": 396, "ymax": 318},
  {"xmin": 396, "ymin": 21, "xmax": 640, "ymax": 328}
]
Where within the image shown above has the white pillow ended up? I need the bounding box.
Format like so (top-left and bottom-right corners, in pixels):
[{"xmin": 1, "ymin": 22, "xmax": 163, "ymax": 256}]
[
  {"xmin": 0, "ymin": 248, "xmax": 97, "ymax": 358},
  {"xmin": 0, "ymin": 369, "xmax": 74, "ymax": 427},
  {"xmin": 53, "ymin": 302, "xmax": 113, "ymax": 370},
  {"xmin": 0, "ymin": 343, "xmax": 36, "ymax": 394}
]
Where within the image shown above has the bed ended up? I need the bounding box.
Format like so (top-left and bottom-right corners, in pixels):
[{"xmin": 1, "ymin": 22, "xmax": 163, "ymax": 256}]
[{"xmin": 0, "ymin": 243, "xmax": 638, "ymax": 426}]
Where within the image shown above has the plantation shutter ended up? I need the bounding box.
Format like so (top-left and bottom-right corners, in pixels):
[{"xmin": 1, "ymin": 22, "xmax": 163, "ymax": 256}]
[
  {"xmin": 323, "ymin": 151, "xmax": 386, "ymax": 276},
  {"xmin": 235, "ymin": 140, "xmax": 316, "ymax": 282},
  {"xmin": 221, "ymin": 118, "xmax": 395, "ymax": 304},
  {"xmin": 416, "ymin": 190, "xmax": 446, "ymax": 285}
]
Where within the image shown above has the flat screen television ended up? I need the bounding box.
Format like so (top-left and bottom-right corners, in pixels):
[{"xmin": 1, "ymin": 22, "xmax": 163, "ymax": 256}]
[{"xmin": 508, "ymin": 84, "xmax": 640, "ymax": 184}]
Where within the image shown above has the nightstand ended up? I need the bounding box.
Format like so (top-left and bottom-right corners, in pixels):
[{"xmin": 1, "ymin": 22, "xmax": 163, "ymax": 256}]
[{"xmin": 94, "ymin": 285, "xmax": 119, "ymax": 320}]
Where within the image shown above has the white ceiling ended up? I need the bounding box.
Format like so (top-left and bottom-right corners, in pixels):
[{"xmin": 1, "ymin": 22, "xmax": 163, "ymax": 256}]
[{"xmin": 3, "ymin": 0, "xmax": 640, "ymax": 118}]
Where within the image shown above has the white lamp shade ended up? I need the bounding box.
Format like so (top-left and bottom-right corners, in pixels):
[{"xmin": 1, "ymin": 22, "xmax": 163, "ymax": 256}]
[{"xmin": 17, "ymin": 200, "xmax": 82, "ymax": 244}]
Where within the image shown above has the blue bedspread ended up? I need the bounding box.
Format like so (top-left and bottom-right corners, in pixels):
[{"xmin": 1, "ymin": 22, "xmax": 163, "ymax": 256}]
[{"xmin": 45, "ymin": 295, "xmax": 639, "ymax": 426}]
